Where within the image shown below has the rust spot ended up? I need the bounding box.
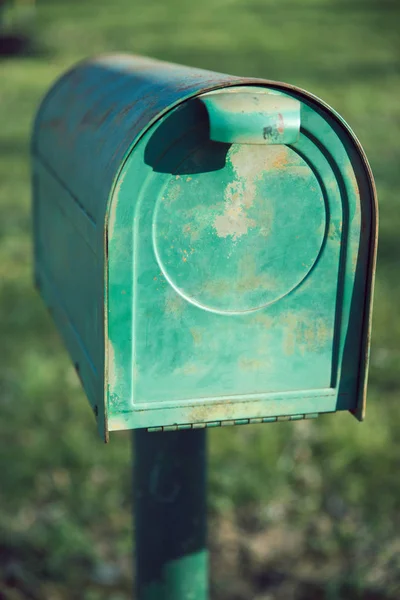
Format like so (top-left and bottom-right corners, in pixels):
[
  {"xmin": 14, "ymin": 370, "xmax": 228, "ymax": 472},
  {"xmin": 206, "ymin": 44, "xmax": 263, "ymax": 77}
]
[
  {"xmin": 346, "ymin": 164, "xmax": 360, "ymax": 198},
  {"xmin": 114, "ymin": 100, "xmax": 139, "ymax": 124},
  {"xmin": 271, "ymin": 147, "xmax": 289, "ymax": 170},
  {"xmin": 282, "ymin": 312, "xmax": 331, "ymax": 356},
  {"xmin": 277, "ymin": 112, "xmax": 285, "ymax": 134},
  {"xmin": 301, "ymin": 319, "xmax": 329, "ymax": 348},
  {"xmin": 285, "ymin": 313, "xmax": 333, "ymax": 354},
  {"xmin": 81, "ymin": 106, "xmax": 114, "ymax": 128},
  {"xmin": 187, "ymin": 400, "xmax": 235, "ymax": 426}
]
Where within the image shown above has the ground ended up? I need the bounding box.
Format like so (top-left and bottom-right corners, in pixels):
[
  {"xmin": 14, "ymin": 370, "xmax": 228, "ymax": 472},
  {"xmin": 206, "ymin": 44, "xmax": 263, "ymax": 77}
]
[{"xmin": 0, "ymin": 0, "xmax": 400, "ymax": 598}]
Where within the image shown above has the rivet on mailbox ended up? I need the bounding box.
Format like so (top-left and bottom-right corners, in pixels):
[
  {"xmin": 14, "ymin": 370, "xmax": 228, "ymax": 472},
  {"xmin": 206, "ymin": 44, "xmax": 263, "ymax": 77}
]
[{"xmin": 32, "ymin": 55, "xmax": 377, "ymax": 441}]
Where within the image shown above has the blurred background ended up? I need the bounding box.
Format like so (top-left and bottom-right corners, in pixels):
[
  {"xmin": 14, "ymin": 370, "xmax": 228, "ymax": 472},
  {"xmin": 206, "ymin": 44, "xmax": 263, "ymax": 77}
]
[{"xmin": 0, "ymin": 0, "xmax": 399, "ymax": 598}]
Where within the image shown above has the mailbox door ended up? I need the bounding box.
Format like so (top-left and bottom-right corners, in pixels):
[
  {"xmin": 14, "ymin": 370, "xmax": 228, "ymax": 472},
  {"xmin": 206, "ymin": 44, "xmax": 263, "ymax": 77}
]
[{"xmin": 106, "ymin": 84, "xmax": 375, "ymax": 432}]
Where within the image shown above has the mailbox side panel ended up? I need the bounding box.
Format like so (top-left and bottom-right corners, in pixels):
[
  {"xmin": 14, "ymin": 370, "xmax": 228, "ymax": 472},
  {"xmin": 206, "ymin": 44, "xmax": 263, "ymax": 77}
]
[{"xmin": 32, "ymin": 158, "xmax": 107, "ymax": 438}]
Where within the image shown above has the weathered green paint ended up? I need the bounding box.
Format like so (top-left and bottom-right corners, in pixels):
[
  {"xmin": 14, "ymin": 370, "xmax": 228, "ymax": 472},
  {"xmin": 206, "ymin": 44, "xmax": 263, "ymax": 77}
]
[
  {"xmin": 31, "ymin": 54, "xmax": 377, "ymax": 439},
  {"xmin": 134, "ymin": 428, "xmax": 207, "ymax": 600},
  {"xmin": 200, "ymin": 88, "xmax": 300, "ymax": 145},
  {"xmin": 106, "ymin": 84, "xmax": 375, "ymax": 433}
]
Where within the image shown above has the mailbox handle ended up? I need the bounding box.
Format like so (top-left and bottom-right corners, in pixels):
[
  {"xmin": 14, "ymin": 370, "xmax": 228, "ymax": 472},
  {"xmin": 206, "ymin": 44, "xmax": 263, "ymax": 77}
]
[{"xmin": 200, "ymin": 89, "xmax": 300, "ymax": 145}]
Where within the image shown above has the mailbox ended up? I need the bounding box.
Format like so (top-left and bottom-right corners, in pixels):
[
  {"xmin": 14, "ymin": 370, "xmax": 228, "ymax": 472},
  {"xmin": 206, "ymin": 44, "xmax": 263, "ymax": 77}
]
[{"xmin": 32, "ymin": 54, "xmax": 377, "ymax": 440}]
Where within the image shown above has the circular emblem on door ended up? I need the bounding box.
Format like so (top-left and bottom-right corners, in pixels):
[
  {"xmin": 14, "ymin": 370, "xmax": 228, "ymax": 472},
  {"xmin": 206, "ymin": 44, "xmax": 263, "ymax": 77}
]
[{"xmin": 153, "ymin": 143, "xmax": 326, "ymax": 314}]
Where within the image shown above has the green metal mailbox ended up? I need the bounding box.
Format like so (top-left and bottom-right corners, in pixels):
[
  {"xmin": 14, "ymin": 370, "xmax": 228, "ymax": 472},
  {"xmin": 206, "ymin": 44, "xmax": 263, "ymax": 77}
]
[{"xmin": 32, "ymin": 54, "xmax": 377, "ymax": 441}]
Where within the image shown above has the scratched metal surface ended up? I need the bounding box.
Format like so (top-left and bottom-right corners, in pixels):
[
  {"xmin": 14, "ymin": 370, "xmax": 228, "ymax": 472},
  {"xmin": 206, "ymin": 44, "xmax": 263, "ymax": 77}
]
[
  {"xmin": 32, "ymin": 54, "xmax": 260, "ymax": 223},
  {"xmin": 31, "ymin": 54, "xmax": 377, "ymax": 439}
]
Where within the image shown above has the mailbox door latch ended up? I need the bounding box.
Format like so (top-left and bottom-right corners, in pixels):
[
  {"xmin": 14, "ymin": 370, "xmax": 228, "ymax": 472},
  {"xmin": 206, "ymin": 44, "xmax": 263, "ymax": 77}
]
[{"xmin": 200, "ymin": 86, "xmax": 300, "ymax": 145}]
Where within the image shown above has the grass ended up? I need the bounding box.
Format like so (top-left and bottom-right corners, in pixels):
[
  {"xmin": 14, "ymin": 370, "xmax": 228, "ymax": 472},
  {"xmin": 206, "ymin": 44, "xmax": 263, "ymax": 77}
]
[{"xmin": 1, "ymin": 0, "xmax": 400, "ymax": 598}]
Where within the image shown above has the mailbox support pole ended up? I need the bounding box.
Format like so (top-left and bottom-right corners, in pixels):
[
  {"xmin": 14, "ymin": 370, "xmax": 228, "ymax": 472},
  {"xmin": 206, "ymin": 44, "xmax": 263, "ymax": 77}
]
[{"xmin": 134, "ymin": 428, "xmax": 208, "ymax": 599}]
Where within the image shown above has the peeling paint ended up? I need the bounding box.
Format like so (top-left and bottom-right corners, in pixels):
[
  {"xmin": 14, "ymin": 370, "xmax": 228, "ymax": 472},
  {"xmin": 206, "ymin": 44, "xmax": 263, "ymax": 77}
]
[
  {"xmin": 213, "ymin": 145, "xmax": 272, "ymax": 240},
  {"xmin": 213, "ymin": 205, "xmax": 256, "ymax": 240},
  {"xmin": 165, "ymin": 182, "xmax": 182, "ymax": 205},
  {"xmin": 282, "ymin": 312, "xmax": 332, "ymax": 356}
]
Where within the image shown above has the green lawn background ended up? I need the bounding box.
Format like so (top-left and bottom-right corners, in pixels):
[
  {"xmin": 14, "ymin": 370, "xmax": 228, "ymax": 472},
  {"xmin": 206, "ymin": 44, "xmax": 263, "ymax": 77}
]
[{"xmin": 1, "ymin": 0, "xmax": 400, "ymax": 598}]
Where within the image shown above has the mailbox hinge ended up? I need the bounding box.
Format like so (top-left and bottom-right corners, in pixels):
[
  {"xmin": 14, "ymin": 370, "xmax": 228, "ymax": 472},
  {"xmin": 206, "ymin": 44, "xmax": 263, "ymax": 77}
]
[{"xmin": 147, "ymin": 412, "xmax": 319, "ymax": 432}]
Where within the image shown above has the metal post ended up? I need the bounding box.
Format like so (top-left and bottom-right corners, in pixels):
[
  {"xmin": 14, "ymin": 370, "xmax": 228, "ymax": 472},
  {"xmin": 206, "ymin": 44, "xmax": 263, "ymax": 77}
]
[{"xmin": 134, "ymin": 428, "xmax": 208, "ymax": 600}]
